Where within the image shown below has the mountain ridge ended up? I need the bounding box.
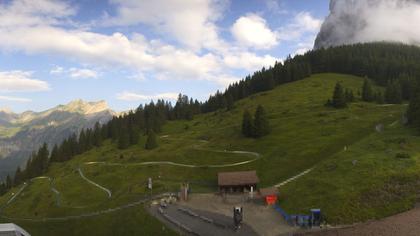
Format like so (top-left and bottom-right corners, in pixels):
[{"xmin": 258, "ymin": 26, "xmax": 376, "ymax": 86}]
[{"xmin": 0, "ymin": 99, "xmax": 117, "ymax": 179}]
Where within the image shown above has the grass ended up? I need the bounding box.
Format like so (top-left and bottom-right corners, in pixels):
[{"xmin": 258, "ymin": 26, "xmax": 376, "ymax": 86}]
[
  {"xmin": 280, "ymin": 122, "xmax": 420, "ymax": 224},
  {"xmin": 0, "ymin": 73, "xmax": 410, "ymax": 235}
]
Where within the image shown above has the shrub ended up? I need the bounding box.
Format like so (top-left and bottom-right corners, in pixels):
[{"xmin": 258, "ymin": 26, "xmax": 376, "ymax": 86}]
[{"xmin": 395, "ymin": 152, "xmax": 410, "ymax": 159}]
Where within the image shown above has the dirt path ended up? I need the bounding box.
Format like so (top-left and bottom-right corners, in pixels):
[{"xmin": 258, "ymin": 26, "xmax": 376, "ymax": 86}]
[
  {"xmin": 274, "ymin": 167, "xmax": 314, "ymax": 188},
  {"xmin": 83, "ymin": 142, "xmax": 261, "ymax": 169},
  {"xmin": 77, "ymin": 167, "xmax": 112, "ymax": 198},
  {"xmin": 30, "ymin": 176, "xmax": 61, "ymax": 206},
  {"xmin": 3, "ymin": 183, "xmax": 27, "ymax": 207},
  {"xmin": 298, "ymin": 206, "xmax": 420, "ymax": 236}
]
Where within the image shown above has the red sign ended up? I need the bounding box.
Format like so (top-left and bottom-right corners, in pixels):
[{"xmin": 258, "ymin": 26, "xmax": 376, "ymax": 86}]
[{"xmin": 266, "ymin": 195, "xmax": 277, "ymax": 205}]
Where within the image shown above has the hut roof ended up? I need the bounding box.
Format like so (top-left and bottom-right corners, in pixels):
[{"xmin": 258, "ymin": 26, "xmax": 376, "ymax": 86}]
[{"xmin": 218, "ymin": 171, "xmax": 259, "ymax": 186}]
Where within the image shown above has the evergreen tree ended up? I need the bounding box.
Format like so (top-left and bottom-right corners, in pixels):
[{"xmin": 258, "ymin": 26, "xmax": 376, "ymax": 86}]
[
  {"xmin": 407, "ymin": 82, "xmax": 420, "ymax": 132},
  {"xmin": 14, "ymin": 167, "xmax": 22, "ymax": 186},
  {"xmin": 399, "ymin": 74, "xmax": 413, "ymax": 100},
  {"xmin": 145, "ymin": 130, "xmax": 158, "ymax": 150},
  {"xmin": 375, "ymin": 91, "xmax": 385, "ymax": 104},
  {"xmin": 385, "ymin": 80, "xmax": 403, "ymax": 104},
  {"xmin": 226, "ymin": 94, "xmax": 234, "ymax": 111},
  {"xmin": 128, "ymin": 124, "xmax": 140, "ymax": 145},
  {"xmin": 92, "ymin": 122, "xmax": 103, "ymax": 147},
  {"xmin": 253, "ymin": 105, "xmax": 270, "ymax": 138},
  {"xmin": 362, "ymin": 79, "xmax": 374, "ymax": 102},
  {"xmin": 37, "ymin": 143, "xmax": 49, "ymax": 175},
  {"xmin": 0, "ymin": 183, "xmax": 6, "ymax": 196},
  {"xmin": 118, "ymin": 128, "xmax": 130, "ymax": 149},
  {"xmin": 332, "ymin": 82, "xmax": 347, "ymax": 108},
  {"xmin": 345, "ymin": 89, "xmax": 354, "ymax": 103},
  {"xmin": 50, "ymin": 144, "xmax": 59, "ymax": 162},
  {"xmin": 241, "ymin": 110, "xmax": 254, "ymax": 137},
  {"xmin": 5, "ymin": 175, "xmax": 12, "ymax": 190}
]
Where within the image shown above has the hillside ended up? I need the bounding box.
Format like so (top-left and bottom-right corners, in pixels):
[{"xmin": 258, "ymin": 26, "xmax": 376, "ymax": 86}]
[
  {"xmin": 0, "ymin": 73, "xmax": 409, "ymax": 235},
  {"xmin": 0, "ymin": 100, "xmax": 116, "ymax": 179}
]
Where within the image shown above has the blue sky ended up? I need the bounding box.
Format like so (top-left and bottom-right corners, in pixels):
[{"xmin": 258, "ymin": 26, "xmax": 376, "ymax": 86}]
[{"xmin": 0, "ymin": 0, "xmax": 329, "ymax": 113}]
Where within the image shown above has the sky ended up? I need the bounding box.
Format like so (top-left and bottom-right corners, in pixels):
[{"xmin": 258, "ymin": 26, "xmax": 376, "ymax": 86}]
[{"xmin": 0, "ymin": 0, "xmax": 329, "ymax": 113}]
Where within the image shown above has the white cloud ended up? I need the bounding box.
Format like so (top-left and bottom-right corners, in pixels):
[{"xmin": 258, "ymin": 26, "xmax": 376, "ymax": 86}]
[
  {"xmin": 318, "ymin": 0, "xmax": 420, "ymax": 47},
  {"xmin": 0, "ymin": 95, "xmax": 31, "ymax": 103},
  {"xmin": 0, "ymin": 0, "xmax": 76, "ymax": 27},
  {"xmin": 104, "ymin": 0, "xmax": 228, "ymax": 51},
  {"xmin": 231, "ymin": 14, "xmax": 278, "ymax": 49},
  {"xmin": 116, "ymin": 91, "xmax": 179, "ymax": 101},
  {"xmin": 265, "ymin": 0, "xmax": 288, "ymax": 14},
  {"xmin": 0, "ymin": 0, "xmax": 280, "ymax": 91},
  {"xmin": 0, "ymin": 71, "xmax": 50, "ymax": 92},
  {"xmin": 224, "ymin": 52, "xmax": 278, "ymax": 71},
  {"xmin": 50, "ymin": 66, "xmax": 64, "ymax": 74},
  {"xmin": 69, "ymin": 68, "xmax": 98, "ymax": 79},
  {"xmin": 51, "ymin": 66, "xmax": 99, "ymax": 79},
  {"xmin": 278, "ymin": 12, "xmax": 322, "ymax": 41}
]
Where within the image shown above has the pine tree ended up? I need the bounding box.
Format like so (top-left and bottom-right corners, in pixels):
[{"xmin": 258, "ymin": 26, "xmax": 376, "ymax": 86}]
[
  {"xmin": 145, "ymin": 130, "xmax": 158, "ymax": 150},
  {"xmin": 332, "ymin": 82, "xmax": 347, "ymax": 108},
  {"xmin": 50, "ymin": 144, "xmax": 59, "ymax": 162},
  {"xmin": 407, "ymin": 82, "xmax": 420, "ymax": 132},
  {"xmin": 345, "ymin": 89, "xmax": 354, "ymax": 103},
  {"xmin": 385, "ymin": 80, "xmax": 402, "ymax": 104},
  {"xmin": 375, "ymin": 91, "xmax": 385, "ymax": 104},
  {"xmin": 241, "ymin": 110, "xmax": 253, "ymax": 137},
  {"xmin": 226, "ymin": 94, "xmax": 234, "ymax": 111},
  {"xmin": 92, "ymin": 122, "xmax": 103, "ymax": 147},
  {"xmin": 5, "ymin": 175, "xmax": 12, "ymax": 190},
  {"xmin": 0, "ymin": 183, "xmax": 6, "ymax": 196},
  {"xmin": 362, "ymin": 79, "xmax": 374, "ymax": 102},
  {"xmin": 37, "ymin": 143, "xmax": 49, "ymax": 174},
  {"xmin": 118, "ymin": 129, "xmax": 130, "ymax": 149},
  {"xmin": 253, "ymin": 105, "xmax": 270, "ymax": 138},
  {"xmin": 128, "ymin": 124, "xmax": 140, "ymax": 145}
]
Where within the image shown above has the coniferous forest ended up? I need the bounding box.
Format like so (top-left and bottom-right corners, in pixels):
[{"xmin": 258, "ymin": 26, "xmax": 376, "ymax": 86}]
[{"xmin": 4, "ymin": 42, "xmax": 420, "ymax": 194}]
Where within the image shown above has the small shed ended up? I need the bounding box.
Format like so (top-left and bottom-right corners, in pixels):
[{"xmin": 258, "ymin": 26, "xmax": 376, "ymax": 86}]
[
  {"xmin": 259, "ymin": 187, "xmax": 279, "ymax": 205},
  {"xmin": 0, "ymin": 223, "xmax": 31, "ymax": 236},
  {"xmin": 218, "ymin": 171, "xmax": 259, "ymax": 193}
]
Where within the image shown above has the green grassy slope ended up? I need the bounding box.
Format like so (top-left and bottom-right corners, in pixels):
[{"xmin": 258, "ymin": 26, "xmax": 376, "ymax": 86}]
[
  {"xmin": 281, "ymin": 120, "xmax": 420, "ymax": 224},
  {"xmin": 0, "ymin": 73, "xmax": 408, "ymax": 235}
]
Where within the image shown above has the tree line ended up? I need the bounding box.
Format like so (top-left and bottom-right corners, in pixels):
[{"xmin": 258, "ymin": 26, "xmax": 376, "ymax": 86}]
[
  {"xmin": 4, "ymin": 42, "xmax": 420, "ymax": 193},
  {"xmin": 242, "ymin": 105, "xmax": 270, "ymax": 138}
]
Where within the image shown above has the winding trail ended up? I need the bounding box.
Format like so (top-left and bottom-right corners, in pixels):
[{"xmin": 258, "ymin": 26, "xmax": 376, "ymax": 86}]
[
  {"xmin": 4, "ymin": 183, "xmax": 27, "ymax": 207},
  {"xmin": 0, "ymin": 192, "xmax": 174, "ymax": 222},
  {"xmin": 77, "ymin": 167, "xmax": 112, "ymax": 198},
  {"xmin": 274, "ymin": 167, "xmax": 314, "ymax": 188},
  {"xmin": 84, "ymin": 150, "xmax": 260, "ymax": 169},
  {"xmin": 31, "ymin": 176, "xmax": 61, "ymax": 206}
]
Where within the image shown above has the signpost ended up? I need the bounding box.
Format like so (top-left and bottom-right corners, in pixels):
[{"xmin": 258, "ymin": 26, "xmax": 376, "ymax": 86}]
[{"xmin": 148, "ymin": 177, "xmax": 153, "ymax": 199}]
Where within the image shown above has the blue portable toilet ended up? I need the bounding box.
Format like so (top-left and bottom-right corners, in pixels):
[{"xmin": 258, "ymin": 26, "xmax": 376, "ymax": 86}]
[{"xmin": 310, "ymin": 209, "xmax": 321, "ymax": 227}]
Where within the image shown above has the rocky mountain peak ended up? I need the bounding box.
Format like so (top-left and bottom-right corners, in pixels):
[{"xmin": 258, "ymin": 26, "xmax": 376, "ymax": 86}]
[{"xmin": 59, "ymin": 99, "xmax": 110, "ymax": 115}]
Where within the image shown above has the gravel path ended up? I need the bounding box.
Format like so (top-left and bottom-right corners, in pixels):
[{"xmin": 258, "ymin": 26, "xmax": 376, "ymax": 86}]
[
  {"xmin": 274, "ymin": 167, "xmax": 314, "ymax": 188},
  {"xmin": 297, "ymin": 207, "xmax": 420, "ymax": 236},
  {"xmin": 3, "ymin": 183, "xmax": 27, "ymax": 207},
  {"xmin": 83, "ymin": 149, "xmax": 261, "ymax": 168},
  {"xmin": 77, "ymin": 167, "xmax": 112, "ymax": 198},
  {"xmin": 30, "ymin": 176, "xmax": 61, "ymax": 206}
]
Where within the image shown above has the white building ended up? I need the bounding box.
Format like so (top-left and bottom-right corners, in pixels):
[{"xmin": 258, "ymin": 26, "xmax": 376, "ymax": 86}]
[{"xmin": 0, "ymin": 223, "xmax": 30, "ymax": 236}]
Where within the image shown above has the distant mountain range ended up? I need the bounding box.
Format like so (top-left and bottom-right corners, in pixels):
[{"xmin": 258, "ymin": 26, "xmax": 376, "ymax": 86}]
[{"xmin": 0, "ymin": 100, "xmax": 117, "ymax": 179}]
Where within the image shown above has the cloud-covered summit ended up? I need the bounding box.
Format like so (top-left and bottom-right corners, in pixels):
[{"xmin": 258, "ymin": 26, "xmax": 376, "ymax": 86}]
[{"xmin": 315, "ymin": 0, "xmax": 420, "ymax": 49}]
